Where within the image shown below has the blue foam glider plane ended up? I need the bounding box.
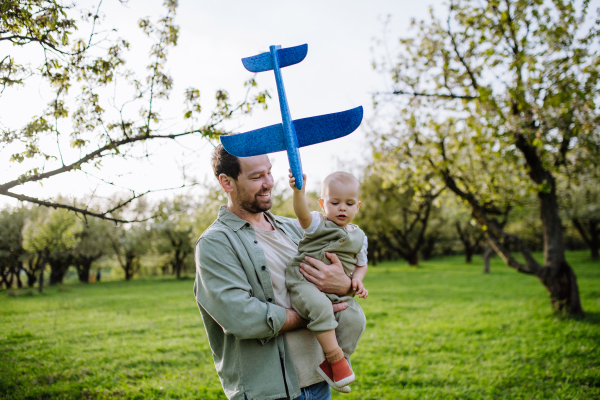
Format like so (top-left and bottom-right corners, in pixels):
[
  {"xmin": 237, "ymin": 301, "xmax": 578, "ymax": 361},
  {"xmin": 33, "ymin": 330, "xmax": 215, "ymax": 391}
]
[{"xmin": 220, "ymin": 44, "xmax": 363, "ymax": 190}]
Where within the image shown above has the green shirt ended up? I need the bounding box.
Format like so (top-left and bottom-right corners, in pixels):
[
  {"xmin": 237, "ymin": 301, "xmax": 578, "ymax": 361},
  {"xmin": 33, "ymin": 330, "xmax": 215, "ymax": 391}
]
[{"xmin": 193, "ymin": 206, "xmax": 305, "ymax": 400}]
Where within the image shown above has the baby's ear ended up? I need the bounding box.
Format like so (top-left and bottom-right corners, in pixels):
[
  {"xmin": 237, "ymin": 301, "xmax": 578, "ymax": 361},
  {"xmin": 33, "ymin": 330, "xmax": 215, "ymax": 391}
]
[
  {"xmin": 356, "ymin": 201, "xmax": 361, "ymax": 211},
  {"xmin": 318, "ymin": 198, "xmax": 325, "ymax": 210}
]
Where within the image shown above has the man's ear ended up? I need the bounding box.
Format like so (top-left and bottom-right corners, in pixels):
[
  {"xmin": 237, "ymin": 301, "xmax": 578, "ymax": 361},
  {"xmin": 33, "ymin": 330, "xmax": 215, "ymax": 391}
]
[
  {"xmin": 219, "ymin": 174, "xmax": 235, "ymax": 193},
  {"xmin": 318, "ymin": 198, "xmax": 325, "ymax": 211}
]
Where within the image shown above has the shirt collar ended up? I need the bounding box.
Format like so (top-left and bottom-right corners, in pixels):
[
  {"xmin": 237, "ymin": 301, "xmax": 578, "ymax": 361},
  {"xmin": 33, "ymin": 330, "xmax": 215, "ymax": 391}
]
[{"xmin": 217, "ymin": 205, "xmax": 285, "ymax": 232}]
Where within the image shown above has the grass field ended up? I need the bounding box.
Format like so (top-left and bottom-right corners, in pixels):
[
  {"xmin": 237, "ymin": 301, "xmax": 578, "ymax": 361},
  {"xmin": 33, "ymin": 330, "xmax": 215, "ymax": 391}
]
[{"xmin": 1, "ymin": 252, "xmax": 599, "ymax": 399}]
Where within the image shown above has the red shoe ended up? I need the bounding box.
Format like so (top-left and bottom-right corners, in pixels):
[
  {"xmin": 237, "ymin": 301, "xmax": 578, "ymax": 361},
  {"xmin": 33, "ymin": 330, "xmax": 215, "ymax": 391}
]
[{"xmin": 316, "ymin": 360, "xmax": 353, "ymax": 392}]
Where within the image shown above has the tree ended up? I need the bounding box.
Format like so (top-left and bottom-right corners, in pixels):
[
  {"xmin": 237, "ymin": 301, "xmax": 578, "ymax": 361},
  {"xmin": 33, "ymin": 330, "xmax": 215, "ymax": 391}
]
[
  {"xmin": 72, "ymin": 217, "xmax": 112, "ymax": 283},
  {"xmin": 109, "ymin": 224, "xmax": 149, "ymax": 281},
  {"xmin": 355, "ymin": 165, "xmax": 443, "ymax": 266},
  {"xmin": 153, "ymin": 195, "xmax": 195, "ymax": 279},
  {"xmin": 22, "ymin": 208, "xmax": 81, "ymax": 292},
  {"xmin": 0, "ymin": 207, "xmax": 26, "ymax": 289},
  {"xmin": 375, "ymin": 0, "xmax": 600, "ymax": 315},
  {"xmin": 0, "ymin": 0, "xmax": 268, "ymax": 222},
  {"xmin": 562, "ymin": 172, "xmax": 600, "ymax": 260}
]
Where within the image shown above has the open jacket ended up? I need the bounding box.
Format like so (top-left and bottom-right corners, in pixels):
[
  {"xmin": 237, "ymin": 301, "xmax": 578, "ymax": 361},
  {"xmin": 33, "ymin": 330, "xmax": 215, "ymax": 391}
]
[{"xmin": 193, "ymin": 206, "xmax": 304, "ymax": 400}]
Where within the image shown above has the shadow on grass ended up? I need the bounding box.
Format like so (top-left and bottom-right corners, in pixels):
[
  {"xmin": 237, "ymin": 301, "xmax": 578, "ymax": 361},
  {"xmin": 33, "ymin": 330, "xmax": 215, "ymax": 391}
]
[{"xmin": 578, "ymin": 311, "xmax": 600, "ymax": 325}]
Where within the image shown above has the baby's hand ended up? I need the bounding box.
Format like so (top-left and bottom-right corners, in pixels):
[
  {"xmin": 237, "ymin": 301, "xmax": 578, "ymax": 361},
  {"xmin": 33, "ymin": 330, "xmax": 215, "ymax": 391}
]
[
  {"xmin": 352, "ymin": 278, "xmax": 368, "ymax": 299},
  {"xmin": 288, "ymin": 170, "xmax": 307, "ymax": 193}
]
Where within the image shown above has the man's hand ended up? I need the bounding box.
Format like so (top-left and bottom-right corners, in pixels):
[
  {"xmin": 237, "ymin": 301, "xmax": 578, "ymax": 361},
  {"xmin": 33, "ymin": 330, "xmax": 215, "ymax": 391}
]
[
  {"xmin": 279, "ymin": 303, "xmax": 348, "ymax": 333},
  {"xmin": 300, "ymin": 252, "xmax": 352, "ymax": 296}
]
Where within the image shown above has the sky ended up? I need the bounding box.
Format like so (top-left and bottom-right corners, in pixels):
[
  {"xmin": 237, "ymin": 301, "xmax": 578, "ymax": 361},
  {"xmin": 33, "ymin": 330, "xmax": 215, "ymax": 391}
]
[{"xmin": 0, "ymin": 0, "xmax": 445, "ymax": 209}]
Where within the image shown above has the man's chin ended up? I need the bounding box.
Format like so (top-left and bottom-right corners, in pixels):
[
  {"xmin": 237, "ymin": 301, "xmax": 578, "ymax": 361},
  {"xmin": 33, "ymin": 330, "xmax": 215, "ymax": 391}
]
[{"xmin": 241, "ymin": 199, "xmax": 272, "ymax": 214}]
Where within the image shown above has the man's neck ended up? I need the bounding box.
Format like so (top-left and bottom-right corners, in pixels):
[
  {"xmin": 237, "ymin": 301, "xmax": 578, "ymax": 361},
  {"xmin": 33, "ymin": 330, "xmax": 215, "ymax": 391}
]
[{"xmin": 226, "ymin": 203, "xmax": 274, "ymax": 231}]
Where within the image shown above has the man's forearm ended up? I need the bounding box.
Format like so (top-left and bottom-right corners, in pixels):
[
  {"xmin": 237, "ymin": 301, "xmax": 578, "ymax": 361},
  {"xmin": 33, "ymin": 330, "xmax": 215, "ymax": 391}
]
[{"xmin": 279, "ymin": 309, "xmax": 309, "ymax": 333}]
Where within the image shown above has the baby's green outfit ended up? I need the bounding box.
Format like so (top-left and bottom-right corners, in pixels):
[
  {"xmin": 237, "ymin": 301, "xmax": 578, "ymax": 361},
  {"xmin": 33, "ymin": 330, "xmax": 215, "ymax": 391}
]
[{"xmin": 286, "ymin": 211, "xmax": 367, "ymax": 358}]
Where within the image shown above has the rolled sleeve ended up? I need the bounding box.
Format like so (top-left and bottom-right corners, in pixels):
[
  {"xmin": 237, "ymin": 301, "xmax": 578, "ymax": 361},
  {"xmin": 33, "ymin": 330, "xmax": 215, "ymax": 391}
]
[
  {"xmin": 356, "ymin": 236, "xmax": 368, "ymax": 266},
  {"xmin": 295, "ymin": 211, "xmax": 321, "ymax": 234},
  {"xmin": 195, "ymin": 233, "xmax": 287, "ymax": 342}
]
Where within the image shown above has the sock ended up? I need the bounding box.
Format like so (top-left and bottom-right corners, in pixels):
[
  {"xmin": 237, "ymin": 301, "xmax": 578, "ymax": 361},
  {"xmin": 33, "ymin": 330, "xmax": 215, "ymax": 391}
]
[{"xmin": 325, "ymin": 347, "xmax": 344, "ymax": 364}]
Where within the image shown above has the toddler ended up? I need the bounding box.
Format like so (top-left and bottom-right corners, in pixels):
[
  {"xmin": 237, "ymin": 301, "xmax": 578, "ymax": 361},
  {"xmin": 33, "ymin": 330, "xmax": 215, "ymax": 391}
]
[{"xmin": 287, "ymin": 171, "xmax": 368, "ymax": 393}]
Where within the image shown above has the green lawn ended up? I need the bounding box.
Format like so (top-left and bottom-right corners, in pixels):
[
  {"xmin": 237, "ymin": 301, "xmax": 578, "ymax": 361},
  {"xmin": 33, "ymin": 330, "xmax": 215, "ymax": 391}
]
[{"xmin": 1, "ymin": 252, "xmax": 599, "ymax": 399}]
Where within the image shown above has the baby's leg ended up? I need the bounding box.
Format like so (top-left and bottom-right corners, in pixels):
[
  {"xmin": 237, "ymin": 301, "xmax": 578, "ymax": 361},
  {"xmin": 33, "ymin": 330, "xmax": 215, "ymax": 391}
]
[{"xmin": 288, "ymin": 281, "xmax": 338, "ymax": 332}]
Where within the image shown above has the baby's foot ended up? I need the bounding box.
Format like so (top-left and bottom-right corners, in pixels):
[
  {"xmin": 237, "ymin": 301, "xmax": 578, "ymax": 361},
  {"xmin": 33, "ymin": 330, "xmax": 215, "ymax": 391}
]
[{"xmin": 316, "ymin": 360, "xmax": 354, "ymax": 392}]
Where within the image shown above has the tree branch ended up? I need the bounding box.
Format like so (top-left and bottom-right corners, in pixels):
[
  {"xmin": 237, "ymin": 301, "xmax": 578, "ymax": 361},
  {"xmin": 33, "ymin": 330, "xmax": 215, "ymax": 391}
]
[{"xmin": 376, "ymin": 90, "xmax": 478, "ymax": 100}]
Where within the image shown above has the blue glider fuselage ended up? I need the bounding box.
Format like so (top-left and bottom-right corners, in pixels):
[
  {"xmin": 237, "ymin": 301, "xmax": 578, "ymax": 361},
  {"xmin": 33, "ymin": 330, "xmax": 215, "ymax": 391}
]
[{"xmin": 220, "ymin": 44, "xmax": 363, "ymax": 190}]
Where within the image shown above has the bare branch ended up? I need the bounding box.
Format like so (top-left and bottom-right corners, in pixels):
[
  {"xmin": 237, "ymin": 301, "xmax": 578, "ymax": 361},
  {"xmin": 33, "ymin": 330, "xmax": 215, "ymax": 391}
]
[{"xmin": 375, "ymin": 90, "xmax": 478, "ymax": 100}]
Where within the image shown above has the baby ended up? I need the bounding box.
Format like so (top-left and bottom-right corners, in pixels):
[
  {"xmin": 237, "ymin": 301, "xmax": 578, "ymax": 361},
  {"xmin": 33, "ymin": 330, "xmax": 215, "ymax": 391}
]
[{"xmin": 287, "ymin": 171, "xmax": 368, "ymax": 393}]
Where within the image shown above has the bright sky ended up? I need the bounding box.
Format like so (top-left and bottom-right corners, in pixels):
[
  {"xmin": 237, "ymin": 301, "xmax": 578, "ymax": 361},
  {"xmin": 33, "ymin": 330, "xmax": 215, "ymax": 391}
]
[{"xmin": 0, "ymin": 0, "xmax": 444, "ymax": 209}]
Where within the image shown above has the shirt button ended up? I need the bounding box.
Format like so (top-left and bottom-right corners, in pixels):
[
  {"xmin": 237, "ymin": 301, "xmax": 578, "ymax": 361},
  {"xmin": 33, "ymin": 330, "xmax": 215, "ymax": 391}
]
[
  {"xmin": 262, "ymin": 265, "xmax": 266, "ymax": 270},
  {"xmin": 268, "ymin": 298, "xmax": 273, "ymax": 302},
  {"xmin": 254, "ymin": 240, "xmax": 258, "ymax": 244},
  {"xmin": 339, "ymin": 239, "xmax": 344, "ymax": 243},
  {"xmin": 245, "ymin": 223, "xmax": 250, "ymax": 227}
]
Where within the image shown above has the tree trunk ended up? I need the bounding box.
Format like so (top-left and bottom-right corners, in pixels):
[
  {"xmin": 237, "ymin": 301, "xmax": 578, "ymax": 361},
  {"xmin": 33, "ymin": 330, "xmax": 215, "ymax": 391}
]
[
  {"xmin": 483, "ymin": 245, "xmax": 494, "ymax": 274},
  {"xmin": 407, "ymin": 252, "xmax": 419, "ymax": 266},
  {"xmin": 421, "ymin": 236, "xmax": 437, "ymax": 261},
  {"xmin": 573, "ymin": 218, "xmax": 599, "ymax": 261},
  {"xmin": 76, "ymin": 256, "xmax": 95, "ymax": 283},
  {"xmin": 442, "ymin": 162, "xmax": 585, "ymax": 316},
  {"xmin": 77, "ymin": 260, "xmax": 92, "ymax": 283},
  {"xmin": 465, "ymin": 249, "xmax": 473, "ymax": 264},
  {"xmin": 15, "ymin": 263, "xmax": 23, "ymax": 288},
  {"xmin": 38, "ymin": 252, "xmax": 48, "ymax": 293},
  {"xmin": 537, "ymin": 181, "xmax": 584, "ymax": 315},
  {"xmin": 590, "ymin": 218, "xmax": 599, "ymax": 260},
  {"xmin": 49, "ymin": 259, "xmax": 69, "ymax": 285}
]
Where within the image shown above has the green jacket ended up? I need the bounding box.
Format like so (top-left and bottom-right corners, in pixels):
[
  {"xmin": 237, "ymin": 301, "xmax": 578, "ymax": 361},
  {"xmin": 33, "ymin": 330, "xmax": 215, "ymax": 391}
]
[{"xmin": 193, "ymin": 206, "xmax": 304, "ymax": 400}]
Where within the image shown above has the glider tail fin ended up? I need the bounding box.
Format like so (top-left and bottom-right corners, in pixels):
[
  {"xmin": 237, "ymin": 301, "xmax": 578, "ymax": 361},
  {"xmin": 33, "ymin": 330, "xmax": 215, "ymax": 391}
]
[{"xmin": 241, "ymin": 44, "xmax": 308, "ymax": 73}]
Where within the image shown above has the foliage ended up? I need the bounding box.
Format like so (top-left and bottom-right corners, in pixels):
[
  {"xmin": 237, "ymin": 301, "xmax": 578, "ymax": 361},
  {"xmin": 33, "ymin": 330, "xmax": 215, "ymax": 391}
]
[
  {"xmin": 0, "ymin": 252, "xmax": 598, "ymax": 399},
  {"xmin": 373, "ymin": 0, "xmax": 600, "ymax": 315},
  {"xmin": 109, "ymin": 224, "xmax": 150, "ymax": 281},
  {"xmin": 0, "ymin": 207, "xmax": 26, "ymax": 288},
  {"xmin": 153, "ymin": 195, "xmax": 195, "ymax": 278},
  {"xmin": 72, "ymin": 217, "xmax": 113, "ymax": 283},
  {"xmin": 21, "ymin": 207, "xmax": 81, "ymax": 291},
  {"xmin": 0, "ymin": 0, "xmax": 269, "ymax": 222},
  {"xmin": 355, "ymin": 161, "xmax": 444, "ymax": 266}
]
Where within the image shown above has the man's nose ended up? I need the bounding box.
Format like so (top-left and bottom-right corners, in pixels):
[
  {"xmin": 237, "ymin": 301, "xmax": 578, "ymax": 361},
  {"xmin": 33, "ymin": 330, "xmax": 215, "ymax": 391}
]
[{"xmin": 264, "ymin": 175, "xmax": 274, "ymax": 189}]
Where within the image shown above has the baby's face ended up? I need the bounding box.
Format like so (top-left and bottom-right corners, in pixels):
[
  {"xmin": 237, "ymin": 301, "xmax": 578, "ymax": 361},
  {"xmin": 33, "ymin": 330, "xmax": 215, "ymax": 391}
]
[{"xmin": 319, "ymin": 180, "xmax": 361, "ymax": 228}]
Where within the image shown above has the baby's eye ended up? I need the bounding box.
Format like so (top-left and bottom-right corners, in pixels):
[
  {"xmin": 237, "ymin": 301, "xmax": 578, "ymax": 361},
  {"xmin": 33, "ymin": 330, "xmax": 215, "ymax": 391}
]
[{"xmin": 331, "ymin": 202, "xmax": 339, "ymax": 205}]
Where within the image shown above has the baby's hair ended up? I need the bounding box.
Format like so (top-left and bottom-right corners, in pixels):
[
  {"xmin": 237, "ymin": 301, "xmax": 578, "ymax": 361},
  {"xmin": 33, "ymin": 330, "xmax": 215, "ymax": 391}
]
[{"xmin": 321, "ymin": 171, "xmax": 360, "ymax": 198}]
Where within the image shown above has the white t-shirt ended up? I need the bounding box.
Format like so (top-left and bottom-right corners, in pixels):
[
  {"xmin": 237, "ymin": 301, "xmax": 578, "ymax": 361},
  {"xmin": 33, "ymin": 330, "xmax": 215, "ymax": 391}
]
[
  {"xmin": 253, "ymin": 217, "xmax": 325, "ymax": 388},
  {"xmin": 295, "ymin": 211, "xmax": 368, "ymax": 266}
]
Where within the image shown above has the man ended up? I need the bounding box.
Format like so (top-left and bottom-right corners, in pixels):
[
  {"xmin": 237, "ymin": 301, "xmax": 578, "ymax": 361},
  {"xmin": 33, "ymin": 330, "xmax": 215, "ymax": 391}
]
[{"xmin": 194, "ymin": 145, "xmax": 353, "ymax": 400}]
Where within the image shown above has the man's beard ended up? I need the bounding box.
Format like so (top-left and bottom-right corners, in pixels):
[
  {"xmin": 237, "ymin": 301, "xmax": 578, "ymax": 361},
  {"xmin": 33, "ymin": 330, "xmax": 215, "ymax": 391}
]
[{"xmin": 237, "ymin": 189, "xmax": 272, "ymax": 214}]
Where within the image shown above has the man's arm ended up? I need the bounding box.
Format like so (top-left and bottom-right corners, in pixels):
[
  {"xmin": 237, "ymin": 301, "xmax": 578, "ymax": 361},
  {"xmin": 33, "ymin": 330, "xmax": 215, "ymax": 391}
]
[
  {"xmin": 195, "ymin": 233, "xmax": 287, "ymax": 342},
  {"xmin": 299, "ymin": 252, "xmax": 352, "ymax": 296}
]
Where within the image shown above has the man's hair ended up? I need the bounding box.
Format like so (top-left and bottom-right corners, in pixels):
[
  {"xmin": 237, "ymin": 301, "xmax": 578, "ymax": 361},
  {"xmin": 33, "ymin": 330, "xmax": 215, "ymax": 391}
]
[
  {"xmin": 321, "ymin": 171, "xmax": 360, "ymax": 198},
  {"xmin": 211, "ymin": 144, "xmax": 241, "ymax": 180}
]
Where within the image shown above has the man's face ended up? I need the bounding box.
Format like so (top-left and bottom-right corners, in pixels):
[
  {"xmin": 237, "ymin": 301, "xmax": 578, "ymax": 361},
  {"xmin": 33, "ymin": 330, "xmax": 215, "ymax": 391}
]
[{"xmin": 232, "ymin": 155, "xmax": 274, "ymax": 214}]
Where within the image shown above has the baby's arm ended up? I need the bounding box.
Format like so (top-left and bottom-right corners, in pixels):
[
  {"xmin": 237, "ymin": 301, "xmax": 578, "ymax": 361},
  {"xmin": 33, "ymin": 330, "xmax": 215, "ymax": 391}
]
[
  {"xmin": 289, "ymin": 172, "xmax": 312, "ymax": 229},
  {"xmin": 352, "ymin": 235, "xmax": 369, "ymax": 298},
  {"xmin": 352, "ymin": 264, "xmax": 368, "ymax": 299}
]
